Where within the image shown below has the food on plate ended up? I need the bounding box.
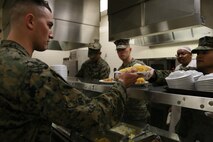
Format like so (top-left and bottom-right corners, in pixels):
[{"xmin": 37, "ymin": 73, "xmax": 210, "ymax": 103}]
[
  {"xmin": 119, "ymin": 65, "xmax": 150, "ymax": 73},
  {"xmin": 135, "ymin": 77, "xmax": 145, "ymax": 85},
  {"xmin": 134, "ymin": 65, "xmax": 151, "ymax": 72}
]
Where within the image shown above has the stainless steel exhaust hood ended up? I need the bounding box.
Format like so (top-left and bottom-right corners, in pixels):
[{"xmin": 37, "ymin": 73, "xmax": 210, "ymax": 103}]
[
  {"xmin": 108, "ymin": 0, "xmax": 213, "ymax": 46},
  {"xmin": 47, "ymin": 0, "xmax": 100, "ymax": 50}
]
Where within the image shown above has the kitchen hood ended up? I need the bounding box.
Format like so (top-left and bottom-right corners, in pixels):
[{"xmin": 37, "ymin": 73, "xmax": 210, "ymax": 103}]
[
  {"xmin": 108, "ymin": 0, "xmax": 213, "ymax": 46},
  {"xmin": 48, "ymin": 0, "xmax": 100, "ymax": 50},
  {"xmin": 1, "ymin": 0, "xmax": 100, "ymax": 50}
]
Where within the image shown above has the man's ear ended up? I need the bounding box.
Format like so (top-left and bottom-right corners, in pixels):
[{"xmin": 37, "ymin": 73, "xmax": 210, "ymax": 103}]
[{"xmin": 25, "ymin": 13, "xmax": 34, "ymax": 30}]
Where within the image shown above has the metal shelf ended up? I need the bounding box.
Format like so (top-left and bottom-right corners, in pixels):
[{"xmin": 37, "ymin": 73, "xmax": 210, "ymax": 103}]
[
  {"xmin": 127, "ymin": 87, "xmax": 213, "ymax": 112},
  {"xmin": 67, "ymin": 78, "xmax": 213, "ymax": 112}
]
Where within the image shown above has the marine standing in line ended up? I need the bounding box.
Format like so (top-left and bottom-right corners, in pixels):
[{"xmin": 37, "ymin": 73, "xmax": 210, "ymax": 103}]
[
  {"xmin": 113, "ymin": 39, "xmax": 150, "ymax": 126},
  {"xmin": 75, "ymin": 39, "xmax": 110, "ymax": 80}
]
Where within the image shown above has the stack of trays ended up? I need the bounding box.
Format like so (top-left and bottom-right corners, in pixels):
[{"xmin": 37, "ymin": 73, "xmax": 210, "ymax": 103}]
[
  {"xmin": 165, "ymin": 71, "xmax": 195, "ymax": 90},
  {"xmin": 195, "ymin": 73, "xmax": 213, "ymax": 92}
]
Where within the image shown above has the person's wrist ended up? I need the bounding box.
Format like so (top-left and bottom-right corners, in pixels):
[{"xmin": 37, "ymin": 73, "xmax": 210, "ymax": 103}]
[{"xmin": 117, "ymin": 79, "xmax": 126, "ymax": 88}]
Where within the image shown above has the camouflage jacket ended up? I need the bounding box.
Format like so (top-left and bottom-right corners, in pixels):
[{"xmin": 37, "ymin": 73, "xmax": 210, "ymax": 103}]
[
  {"xmin": 75, "ymin": 57, "xmax": 110, "ymax": 80},
  {"xmin": 118, "ymin": 58, "xmax": 145, "ymax": 71},
  {"xmin": 118, "ymin": 59, "xmax": 149, "ymax": 122},
  {"xmin": 0, "ymin": 40, "xmax": 127, "ymax": 142}
]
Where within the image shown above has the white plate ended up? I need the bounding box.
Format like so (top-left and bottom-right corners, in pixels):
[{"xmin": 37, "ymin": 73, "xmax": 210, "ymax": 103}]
[
  {"xmin": 99, "ymin": 80, "xmax": 116, "ymax": 84},
  {"xmin": 114, "ymin": 71, "xmax": 148, "ymax": 75},
  {"xmin": 134, "ymin": 81, "xmax": 148, "ymax": 86}
]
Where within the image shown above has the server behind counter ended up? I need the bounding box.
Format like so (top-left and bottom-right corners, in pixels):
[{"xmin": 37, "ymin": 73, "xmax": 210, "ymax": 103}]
[{"xmin": 113, "ymin": 39, "xmax": 150, "ymax": 127}]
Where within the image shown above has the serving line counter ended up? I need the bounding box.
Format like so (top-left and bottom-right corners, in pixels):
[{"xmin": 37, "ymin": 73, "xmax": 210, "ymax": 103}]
[
  {"xmin": 51, "ymin": 77, "xmax": 213, "ymax": 142},
  {"xmin": 66, "ymin": 77, "xmax": 213, "ymax": 112}
]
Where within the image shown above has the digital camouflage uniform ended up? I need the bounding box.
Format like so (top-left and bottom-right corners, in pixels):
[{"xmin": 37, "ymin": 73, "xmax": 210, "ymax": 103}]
[
  {"xmin": 0, "ymin": 40, "xmax": 127, "ymax": 142},
  {"xmin": 75, "ymin": 58, "xmax": 110, "ymax": 80},
  {"xmin": 118, "ymin": 59, "xmax": 150, "ymax": 125}
]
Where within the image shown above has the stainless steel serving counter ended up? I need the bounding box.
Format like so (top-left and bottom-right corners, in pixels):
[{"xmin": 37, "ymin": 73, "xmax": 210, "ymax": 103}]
[
  {"xmin": 54, "ymin": 77, "xmax": 213, "ymax": 142},
  {"xmin": 67, "ymin": 77, "xmax": 213, "ymax": 112}
]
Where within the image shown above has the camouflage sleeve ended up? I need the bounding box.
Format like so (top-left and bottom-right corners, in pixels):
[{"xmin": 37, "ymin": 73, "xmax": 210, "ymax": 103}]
[
  {"xmin": 99, "ymin": 63, "xmax": 110, "ymax": 79},
  {"xmin": 25, "ymin": 61, "xmax": 127, "ymax": 139},
  {"xmin": 149, "ymin": 70, "xmax": 171, "ymax": 85}
]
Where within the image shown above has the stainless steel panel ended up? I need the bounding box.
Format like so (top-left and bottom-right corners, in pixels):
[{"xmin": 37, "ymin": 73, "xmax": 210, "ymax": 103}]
[
  {"xmin": 67, "ymin": 78, "xmax": 213, "ymax": 112},
  {"xmin": 108, "ymin": 0, "xmax": 213, "ymax": 46},
  {"xmin": 51, "ymin": 0, "xmax": 100, "ymax": 26},
  {"xmin": 144, "ymin": 0, "xmax": 195, "ymax": 25},
  {"xmin": 109, "ymin": 4, "xmax": 144, "ymax": 39},
  {"xmin": 52, "ymin": 19, "xmax": 99, "ymax": 44},
  {"xmin": 47, "ymin": 0, "xmax": 100, "ymax": 50},
  {"xmin": 108, "ymin": 0, "xmax": 143, "ymax": 14},
  {"xmin": 143, "ymin": 33, "xmax": 174, "ymax": 45},
  {"xmin": 127, "ymin": 88, "xmax": 213, "ymax": 112}
]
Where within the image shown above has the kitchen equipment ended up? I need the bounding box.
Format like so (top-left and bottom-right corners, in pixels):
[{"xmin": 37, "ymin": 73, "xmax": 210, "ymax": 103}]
[
  {"xmin": 108, "ymin": 0, "xmax": 213, "ymax": 46},
  {"xmin": 63, "ymin": 49, "xmax": 88, "ymax": 77},
  {"xmin": 50, "ymin": 64, "xmax": 68, "ymax": 80}
]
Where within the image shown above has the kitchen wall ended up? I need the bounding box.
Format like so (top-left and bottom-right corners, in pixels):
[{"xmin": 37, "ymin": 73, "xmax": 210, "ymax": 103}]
[
  {"xmin": 32, "ymin": 11, "xmax": 199, "ymax": 78},
  {"xmin": 33, "ymin": 50, "xmax": 70, "ymax": 65}
]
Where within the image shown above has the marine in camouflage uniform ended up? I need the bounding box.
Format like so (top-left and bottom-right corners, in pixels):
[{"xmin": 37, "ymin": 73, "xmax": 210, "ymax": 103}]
[
  {"xmin": 114, "ymin": 39, "xmax": 150, "ymax": 126},
  {"xmin": 119, "ymin": 59, "xmax": 150, "ymax": 125},
  {"xmin": 76, "ymin": 39, "xmax": 110, "ymax": 80},
  {"xmin": 75, "ymin": 57, "xmax": 110, "ymax": 80},
  {"xmin": 0, "ymin": 40, "xmax": 126, "ymax": 142}
]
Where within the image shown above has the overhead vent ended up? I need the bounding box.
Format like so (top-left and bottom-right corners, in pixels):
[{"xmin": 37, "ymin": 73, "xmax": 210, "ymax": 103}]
[{"xmin": 108, "ymin": 0, "xmax": 213, "ymax": 46}]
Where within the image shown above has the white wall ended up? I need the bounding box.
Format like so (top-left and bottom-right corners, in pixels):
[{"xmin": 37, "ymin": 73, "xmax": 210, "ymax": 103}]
[
  {"xmin": 32, "ymin": 12, "xmax": 199, "ymax": 78},
  {"xmin": 32, "ymin": 50, "xmax": 70, "ymax": 66}
]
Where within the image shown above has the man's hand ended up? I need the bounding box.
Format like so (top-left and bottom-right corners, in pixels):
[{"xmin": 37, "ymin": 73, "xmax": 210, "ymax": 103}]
[
  {"xmin": 118, "ymin": 69, "xmax": 139, "ymax": 88},
  {"xmin": 138, "ymin": 65, "xmax": 155, "ymax": 80}
]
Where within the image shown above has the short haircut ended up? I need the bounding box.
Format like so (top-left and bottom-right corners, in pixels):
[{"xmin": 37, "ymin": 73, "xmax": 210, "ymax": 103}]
[
  {"xmin": 9, "ymin": 0, "xmax": 52, "ymax": 24},
  {"xmin": 12, "ymin": 0, "xmax": 51, "ymax": 12}
]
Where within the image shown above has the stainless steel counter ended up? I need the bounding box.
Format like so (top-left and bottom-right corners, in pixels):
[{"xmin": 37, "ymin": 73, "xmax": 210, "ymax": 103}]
[
  {"xmin": 67, "ymin": 77, "xmax": 213, "ymax": 112},
  {"xmin": 59, "ymin": 77, "xmax": 213, "ymax": 141}
]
